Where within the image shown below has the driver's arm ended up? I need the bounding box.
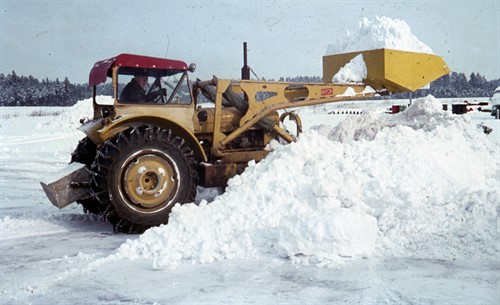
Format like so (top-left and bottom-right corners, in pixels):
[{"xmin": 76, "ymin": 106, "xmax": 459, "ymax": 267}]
[{"xmin": 145, "ymin": 88, "xmax": 166, "ymax": 103}]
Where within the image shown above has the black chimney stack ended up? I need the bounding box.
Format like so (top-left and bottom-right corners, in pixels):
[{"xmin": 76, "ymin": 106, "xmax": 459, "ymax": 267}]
[{"xmin": 241, "ymin": 42, "xmax": 250, "ymax": 80}]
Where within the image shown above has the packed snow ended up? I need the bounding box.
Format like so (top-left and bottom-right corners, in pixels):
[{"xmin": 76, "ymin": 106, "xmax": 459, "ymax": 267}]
[{"xmin": 332, "ymin": 54, "xmax": 368, "ymax": 84}]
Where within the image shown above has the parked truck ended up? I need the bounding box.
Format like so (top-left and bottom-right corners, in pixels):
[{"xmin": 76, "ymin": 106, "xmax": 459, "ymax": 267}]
[{"xmin": 41, "ymin": 45, "xmax": 450, "ymax": 233}]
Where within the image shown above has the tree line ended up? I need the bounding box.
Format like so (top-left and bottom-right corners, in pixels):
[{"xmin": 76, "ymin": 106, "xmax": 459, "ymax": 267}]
[
  {"xmin": 393, "ymin": 72, "xmax": 500, "ymax": 99},
  {"xmin": 1, "ymin": 71, "xmax": 499, "ymax": 106},
  {"xmin": 0, "ymin": 72, "xmax": 113, "ymax": 106}
]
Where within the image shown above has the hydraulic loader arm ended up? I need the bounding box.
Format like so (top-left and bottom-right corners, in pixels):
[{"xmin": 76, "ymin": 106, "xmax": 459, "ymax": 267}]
[{"xmin": 209, "ymin": 78, "xmax": 379, "ymax": 150}]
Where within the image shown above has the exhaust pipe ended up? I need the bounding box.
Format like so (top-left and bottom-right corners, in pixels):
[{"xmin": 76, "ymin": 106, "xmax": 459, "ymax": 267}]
[{"xmin": 241, "ymin": 42, "xmax": 250, "ymax": 80}]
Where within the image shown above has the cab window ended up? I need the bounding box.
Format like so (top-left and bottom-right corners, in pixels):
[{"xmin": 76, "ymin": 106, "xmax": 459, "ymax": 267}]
[{"xmin": 117, "ymin": 68, "xmax": 192, "ymax": 105}]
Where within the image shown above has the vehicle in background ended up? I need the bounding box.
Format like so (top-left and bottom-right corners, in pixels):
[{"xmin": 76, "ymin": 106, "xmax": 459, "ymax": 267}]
[{"xmin": 491, "ymin": 86, "xmax": 500, "ymax": 117}]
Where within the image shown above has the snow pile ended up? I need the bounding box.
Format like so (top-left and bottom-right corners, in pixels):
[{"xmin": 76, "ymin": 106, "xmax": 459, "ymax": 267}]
[
  {"xmin": 332, "ymin": 54, "xmax": 367, "ymax": 83},
  {"xmin": 115, "ymin": 95, "xmax": 499, "ymax": 269},
  {"xmin": 276, "ymin": 209, "xmax": 377, "ymax": 265},
  {"xmin": 326, "ymin": 15, "xmax": 434, "ymax": 55},
  {"xmin": 325, "ymin": 95, "xmax": 499, "ymax": 258},
  {"xmin": 39, "ymin": 96, "xmax": 112, "ymax": 129},
  {"xmin": 329, "ymin": 16, "xmax": 434, "ymax": 83},
  {"xmin": 327, "ymin": 95, "xmax": 446, "ymax": 142}
]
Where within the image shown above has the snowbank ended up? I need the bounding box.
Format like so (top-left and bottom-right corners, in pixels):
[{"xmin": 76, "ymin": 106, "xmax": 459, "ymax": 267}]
[
  {"xmin": 326, "ymin": 16, "xmax": 434, "ymax": 55},
  {"xmin": 38, "ymin": 96, "xmax": 113, "ymax": 129},
  {"xmin": 115, "ymin": 95, "xmax": 499, "ymax": 269}
]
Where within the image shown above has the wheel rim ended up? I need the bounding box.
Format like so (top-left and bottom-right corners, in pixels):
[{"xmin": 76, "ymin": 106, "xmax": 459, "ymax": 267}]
[{"xmin": 119, "ymin": 149, "xmax": 180, "ymax": 213}]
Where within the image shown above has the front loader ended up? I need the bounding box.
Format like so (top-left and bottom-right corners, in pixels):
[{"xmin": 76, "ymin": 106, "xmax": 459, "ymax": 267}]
[{"xmin": 41, "ymin": 46, "xmax": 450, "ymax": 233}]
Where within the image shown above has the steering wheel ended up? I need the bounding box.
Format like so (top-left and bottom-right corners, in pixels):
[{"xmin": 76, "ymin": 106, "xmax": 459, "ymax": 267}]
[{"xmin": 146, "ymin": 77, "xmax": 165, "ymax": 103}]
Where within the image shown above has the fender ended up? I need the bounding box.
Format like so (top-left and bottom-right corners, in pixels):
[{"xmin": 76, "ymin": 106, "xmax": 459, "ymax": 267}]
[{"xmin": 80, "ymin": 115, "xmax": 207, "ymax": 162}]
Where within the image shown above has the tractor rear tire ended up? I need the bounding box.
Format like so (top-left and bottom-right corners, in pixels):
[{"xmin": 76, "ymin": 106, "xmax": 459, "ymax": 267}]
[{"xmin": 90, "ymin": 125, "xmax": 198, "ymax": 233}]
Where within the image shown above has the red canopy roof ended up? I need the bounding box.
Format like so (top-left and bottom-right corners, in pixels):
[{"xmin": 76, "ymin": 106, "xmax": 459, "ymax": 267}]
[{"xmin": 88, "ymin": 54, "xmax": 189, "ymax": 86}]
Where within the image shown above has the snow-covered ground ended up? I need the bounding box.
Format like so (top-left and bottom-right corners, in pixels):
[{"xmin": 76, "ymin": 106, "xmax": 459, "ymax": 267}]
[{"xmin": 0, "ymin": 95, "xmax": 499, "ymax": 304}]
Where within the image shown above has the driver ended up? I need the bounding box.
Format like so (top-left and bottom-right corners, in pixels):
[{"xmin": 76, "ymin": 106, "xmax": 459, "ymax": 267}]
[{"xmin": 119, "ymin": 73, "xmax": 163, "ymax": 103}]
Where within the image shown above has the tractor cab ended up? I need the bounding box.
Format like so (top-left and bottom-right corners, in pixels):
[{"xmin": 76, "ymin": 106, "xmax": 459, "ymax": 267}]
[{"xmin": 88, "ymin": 54, "xmax": 196, "ymax": 119}]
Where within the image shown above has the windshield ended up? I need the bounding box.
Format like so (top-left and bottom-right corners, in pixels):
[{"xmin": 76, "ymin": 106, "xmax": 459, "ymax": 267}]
[{"xmin": 117, "ymin": 68, "xmax": 192, "ymax": 105}]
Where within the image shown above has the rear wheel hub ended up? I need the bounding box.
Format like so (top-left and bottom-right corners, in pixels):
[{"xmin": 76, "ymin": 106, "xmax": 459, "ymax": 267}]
[{"xmin": 122, "ymin": 152, "xmax": 178, "ymax": 210}]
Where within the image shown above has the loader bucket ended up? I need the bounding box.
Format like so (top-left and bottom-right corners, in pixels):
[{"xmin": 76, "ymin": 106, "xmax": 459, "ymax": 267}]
[
  {"xmin": 40, "ymin": 162, "xmax": 92, "ymax": 208},
  {"xmin": 323, "ymin": 48, "xmax": 450, "ymax": 92}
]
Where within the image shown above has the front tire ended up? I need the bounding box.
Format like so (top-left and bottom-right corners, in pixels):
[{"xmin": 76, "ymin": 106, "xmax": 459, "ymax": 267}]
[{"xmin": 91, "ymin": 126, "xmax": 198, "ymax": 233}]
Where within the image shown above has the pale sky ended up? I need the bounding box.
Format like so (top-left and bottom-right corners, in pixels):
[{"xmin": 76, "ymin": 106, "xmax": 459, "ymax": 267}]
[{"xmin": 1, "ymin": 0, "xmax": 499, "ymax": 84}]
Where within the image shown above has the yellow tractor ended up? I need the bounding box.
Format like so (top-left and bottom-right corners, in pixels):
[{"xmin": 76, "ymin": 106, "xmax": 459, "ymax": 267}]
[{"xmin": 41, "ymin": 45, "xmax": 450, "ymax": 233}]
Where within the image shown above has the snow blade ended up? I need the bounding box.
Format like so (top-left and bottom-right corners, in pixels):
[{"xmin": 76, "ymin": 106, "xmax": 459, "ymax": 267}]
[{"xmin": 40, "ymin": 163, "xmax": 92, "ymax": 209}]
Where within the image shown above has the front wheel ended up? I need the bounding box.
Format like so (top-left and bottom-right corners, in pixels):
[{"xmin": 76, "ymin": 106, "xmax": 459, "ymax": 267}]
[{"xmin": 91, "ymin": 126, "xmax": 198, "ymax": 233}]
